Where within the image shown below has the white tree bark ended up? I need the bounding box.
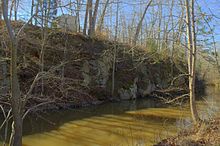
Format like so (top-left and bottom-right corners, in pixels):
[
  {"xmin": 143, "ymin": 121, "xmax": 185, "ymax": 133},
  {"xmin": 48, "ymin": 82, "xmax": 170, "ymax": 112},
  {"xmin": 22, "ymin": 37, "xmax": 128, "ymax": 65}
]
[{"xmin": 185, "ymin": 0, "xmax": 200, "ymax": 124}]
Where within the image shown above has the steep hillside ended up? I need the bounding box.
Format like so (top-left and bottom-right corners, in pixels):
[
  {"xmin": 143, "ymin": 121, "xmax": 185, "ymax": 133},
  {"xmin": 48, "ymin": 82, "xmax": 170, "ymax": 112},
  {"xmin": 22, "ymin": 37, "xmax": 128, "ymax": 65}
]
[{"xmin": 0, "ymin": 22, "xmax": 188, "ymax": 111}]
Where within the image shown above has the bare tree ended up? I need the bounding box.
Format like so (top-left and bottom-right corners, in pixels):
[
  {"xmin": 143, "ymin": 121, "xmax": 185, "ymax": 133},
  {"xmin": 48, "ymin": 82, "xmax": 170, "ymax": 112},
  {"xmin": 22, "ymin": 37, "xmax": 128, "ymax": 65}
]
[
  {"xmin": 83, "ymin": 0, "xmax": 90, "ymax": 35},
  {"xmin": 76, "ymin": 0, "xmax": 82, "ymax": 32},
  {"xmin": 30, "ymin": 0, "xmax": 35, "ymax": 24},
  {"xmin": 88, "ymin": 0, "xmax": 93, "ymax": 36},
  {"xmin": 133, "ymin": 0, "xmax": 153, "ymax": 45},
  {"xmin": 0, "ymin": 0, "xmax": 2, "ymax": 19},
  {"xmin": 96, "ymin": 0, "xmax": 110, "ymax": 32},
  {"xmin": 2, "ymin": 0, "xmax": 22, "ymax": 145},
  {"xmin": 9, "ymin": 0, "xmax": 14, "ymax": 20},
  {"xmin": 157, "ymin": 0, "xmax": 162, "ymax": 51},
  {"xmin": 34, "ymin": 0, "xmax": 40, "ymax": 25},
  {"xmin": 14, "ymin": 0, "xmax": 19, "ymax": 21},
  {"xmin": 90, "ymin": 0, "xmax": 100, "ymax": 35},
  {"xmin": 111, "ymin": 0, "xmax": 119, "ymax": 96},
  {"xmin": 185, "ymin": 0, "xmax": 200, "ymax": 123}
]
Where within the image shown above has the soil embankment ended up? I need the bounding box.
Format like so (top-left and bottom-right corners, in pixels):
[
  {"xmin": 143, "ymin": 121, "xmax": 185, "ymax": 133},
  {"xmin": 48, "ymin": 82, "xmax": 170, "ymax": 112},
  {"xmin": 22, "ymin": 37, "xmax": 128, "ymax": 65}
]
[
  {"xmin": 0, "ymin": 22, "xmax": 190, "ymax": 111},
  {"xmin": 155, "ymin": 117, "xmax": 220, "ymax": 146}
]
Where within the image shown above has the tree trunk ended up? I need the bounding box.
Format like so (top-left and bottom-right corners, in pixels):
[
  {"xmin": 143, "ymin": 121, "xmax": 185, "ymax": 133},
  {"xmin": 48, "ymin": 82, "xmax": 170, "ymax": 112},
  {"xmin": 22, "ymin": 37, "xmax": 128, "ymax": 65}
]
[
  {"xmin": 83, "ymin": 0, "xmax": 90, "ymax": 35},
  {"xmin": 133, "ymin": 0, "xmax": 153, "ymax": 46},
  {"xmin": 111, "ymin": 0, "xmax": 119, "ymax": 96},
  {"xmin": 0, "ymin": 0, "xmax": 2, "ymax": 19},
  {"xmin": 90, "ymin": 0, "xmax": 100, "ymax": 35},
  {"xmin": 2, "ymin": 0, "xmax": 23, "ymax": 145},
  {"xmin": 185, "ymin": 0, "xmax": 200, "ymax": 124},
  {"xmin": 45, "ymin": 0, "xmax": 51, "ymax": 27},
  {"xmin": 14, "ymin": 0, "xmax": 19, "ymax": 21},
  {"xmin": 88, "ymin": 0, "xmax": 93, "ymax": 36},
  {"xmin": 30, "ymin": 0, "xmax": 34, "ymax": 24},
  {"xmin": 96, "ymin": 0, "xmax": 110, "ymax": 32},
  {"xmin": 9, "ymin": 0, "xmax": 14, "ymax": 20},
  {"xmin": 76, "ymin": 0, "xmax": 82, "ymax": 32},
  {"xmin": 162, "ymin": 0, "xmax": 174, "ymax": 50},
  {"xmin": 157, "ymin": 0, "xmax": 162, "ymax": 51},
  {"xmin": 35, "ymin": 0, "xmax": 40, "ymax": 25}
]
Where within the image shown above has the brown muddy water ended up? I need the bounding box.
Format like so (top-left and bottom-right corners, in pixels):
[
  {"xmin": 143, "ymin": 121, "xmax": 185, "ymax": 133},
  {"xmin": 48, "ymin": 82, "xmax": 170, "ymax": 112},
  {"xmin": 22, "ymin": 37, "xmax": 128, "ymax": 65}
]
[{"xmin": 1, "ymin": 87, "xmax": 220, "ymax": 146}]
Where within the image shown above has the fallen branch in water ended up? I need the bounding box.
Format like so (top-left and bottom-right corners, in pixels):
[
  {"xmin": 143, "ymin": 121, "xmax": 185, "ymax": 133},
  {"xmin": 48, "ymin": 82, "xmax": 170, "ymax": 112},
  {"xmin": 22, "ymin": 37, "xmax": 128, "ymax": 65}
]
[
  {"xmin": 165, "ymin": 94, "xmax": 189, "ymax": 104},
  {"xmin": 22, "ymin": 101, "xmax": 55, "ymax": 119},
  {"xmin": 153, "ymin": 88, "xmax": 188, "ymax": 105}
]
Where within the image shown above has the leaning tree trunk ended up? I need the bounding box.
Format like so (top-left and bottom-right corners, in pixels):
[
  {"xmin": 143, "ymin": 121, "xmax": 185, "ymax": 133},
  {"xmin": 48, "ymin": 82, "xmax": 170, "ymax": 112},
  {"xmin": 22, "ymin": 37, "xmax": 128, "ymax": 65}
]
[
  {"xmin": 133, "ymin": 0, "xmax": 153, "ymax": 46},
  {"xmin": 90, "ymin": 0, "xmax": 100, "ymax": 36},
  {"xmin": 185, "ymin": 0, "xmax": 200, "ymax": 124},
  {"xmin": 30, "ymin": 0, "xmax": 34, "ymax": 24},
  {"xmin": 96, "ymin": 0, "xmax": 110, "ymax": 32},
  {"xmin": 2, "ymin": 0, "xmax": 23, "ymax": 145}
]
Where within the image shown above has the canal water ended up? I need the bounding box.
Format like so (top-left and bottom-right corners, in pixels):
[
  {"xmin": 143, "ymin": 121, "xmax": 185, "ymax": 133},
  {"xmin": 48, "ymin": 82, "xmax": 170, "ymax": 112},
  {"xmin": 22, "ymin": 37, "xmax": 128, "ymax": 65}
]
[{"xmin": 1, "ymin": 87, "xmax": 220, "ymax": 146}]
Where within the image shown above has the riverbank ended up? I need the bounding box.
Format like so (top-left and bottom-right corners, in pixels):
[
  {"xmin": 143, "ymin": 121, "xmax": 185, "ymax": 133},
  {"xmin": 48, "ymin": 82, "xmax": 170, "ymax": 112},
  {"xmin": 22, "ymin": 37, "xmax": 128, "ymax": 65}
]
[
  {"xmin": 155, "ymin": 117, "xmax": 220, "ymax": 146},
  {"xmin": 155, "ymin": 87, "xmax": 220, "ymax": 146},
  {"xmin": 0, "ymin": 22, "xmax": 192, "ymax": 112},
  {"xmin": 2, "ymin": 87, "xmax": 219, "ymax": 146}
]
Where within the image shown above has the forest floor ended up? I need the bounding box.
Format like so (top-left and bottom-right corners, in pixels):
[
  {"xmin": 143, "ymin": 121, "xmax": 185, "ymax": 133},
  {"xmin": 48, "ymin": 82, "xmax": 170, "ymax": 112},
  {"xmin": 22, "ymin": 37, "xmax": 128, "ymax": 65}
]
[{"xmin": 155, "ymin": 117, "xmax": 220, "ymax": 146}]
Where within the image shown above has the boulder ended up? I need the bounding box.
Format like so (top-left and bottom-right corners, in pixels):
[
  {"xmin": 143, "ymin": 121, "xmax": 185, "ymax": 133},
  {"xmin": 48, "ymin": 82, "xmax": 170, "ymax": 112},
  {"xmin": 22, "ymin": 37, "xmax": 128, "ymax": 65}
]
[
  {"xmin": 118, "ymin": 78, "xmax": 138, "ymax": 100},
  {"xmin": 138, "ymin": 81, "xmax": 156, "ymax": 97}
]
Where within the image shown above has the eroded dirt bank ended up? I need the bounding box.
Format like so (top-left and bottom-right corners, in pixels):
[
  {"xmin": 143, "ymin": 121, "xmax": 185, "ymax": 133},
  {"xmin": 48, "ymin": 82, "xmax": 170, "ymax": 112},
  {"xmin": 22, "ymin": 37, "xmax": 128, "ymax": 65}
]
[
  {"xmin": 155, "ymin": 117, "xmax": 220, "ymax": 146},
  {"xmin": 0, "ymin": 22, "xmax": 192, "ymax": 111}
]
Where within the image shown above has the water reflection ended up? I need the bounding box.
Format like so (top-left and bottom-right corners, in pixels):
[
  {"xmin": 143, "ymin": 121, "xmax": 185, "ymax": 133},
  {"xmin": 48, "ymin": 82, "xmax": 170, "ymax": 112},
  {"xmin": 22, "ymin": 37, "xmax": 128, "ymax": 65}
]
[
  {"xmin": 1, "ymin": 88, "xmax": 220, "ymax": 146},
  {"xmin": 23, "ymin": 113, "xmax": 177, "ymax": 146},
  {"xmin": 21, "ymin": 98, "xmax": 181, "ymax": 146}
]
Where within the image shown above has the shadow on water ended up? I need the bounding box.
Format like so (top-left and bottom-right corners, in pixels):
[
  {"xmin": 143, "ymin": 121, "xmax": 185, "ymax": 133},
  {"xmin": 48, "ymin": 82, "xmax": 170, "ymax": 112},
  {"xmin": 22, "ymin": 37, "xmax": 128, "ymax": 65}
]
[
  {"xmin": 22, "ymin": 84, "xmax": 211, "ymax": 137},
  {"xmin": 0, "ymin": 87, "xmax": 219, "ymax": 146},
  {"xmin": 22, "ymin": 98, "xmax": 163, "ymax": 135}
]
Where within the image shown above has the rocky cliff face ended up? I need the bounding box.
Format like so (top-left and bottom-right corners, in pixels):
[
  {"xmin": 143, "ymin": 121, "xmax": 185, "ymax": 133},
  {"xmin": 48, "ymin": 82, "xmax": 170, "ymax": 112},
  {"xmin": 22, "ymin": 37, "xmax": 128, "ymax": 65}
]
[{"xmin": 0, "ymin": 23, "xmax": 188, "ymax": 109}]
